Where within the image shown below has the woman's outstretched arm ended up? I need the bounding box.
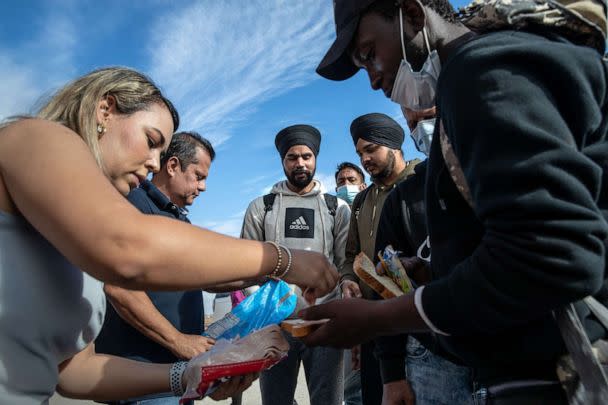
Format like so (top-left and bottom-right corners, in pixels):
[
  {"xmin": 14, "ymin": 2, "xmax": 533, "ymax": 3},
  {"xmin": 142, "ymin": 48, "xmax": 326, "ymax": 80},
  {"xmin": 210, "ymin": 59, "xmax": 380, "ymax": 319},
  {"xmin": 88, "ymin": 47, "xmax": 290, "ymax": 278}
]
[{"xmin": 0, "ymin": 119, "xmax": 337, "ymax": 296}]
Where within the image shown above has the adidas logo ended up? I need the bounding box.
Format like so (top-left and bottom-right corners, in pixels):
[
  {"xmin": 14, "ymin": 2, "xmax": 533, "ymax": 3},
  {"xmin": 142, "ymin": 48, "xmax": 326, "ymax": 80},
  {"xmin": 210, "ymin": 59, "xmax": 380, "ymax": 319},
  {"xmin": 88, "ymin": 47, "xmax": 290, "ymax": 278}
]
[{"xmin": 289, "ymin": 216, "xmax": 310, "ymax": 231}]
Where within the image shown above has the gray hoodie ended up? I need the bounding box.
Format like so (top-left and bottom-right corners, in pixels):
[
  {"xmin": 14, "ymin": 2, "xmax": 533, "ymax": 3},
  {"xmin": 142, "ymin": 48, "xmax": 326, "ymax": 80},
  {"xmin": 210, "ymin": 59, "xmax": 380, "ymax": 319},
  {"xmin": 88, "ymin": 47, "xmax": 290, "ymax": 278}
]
[{"xmin": 241, "ymin": 179, "xmax": 351, "ymax": 302}]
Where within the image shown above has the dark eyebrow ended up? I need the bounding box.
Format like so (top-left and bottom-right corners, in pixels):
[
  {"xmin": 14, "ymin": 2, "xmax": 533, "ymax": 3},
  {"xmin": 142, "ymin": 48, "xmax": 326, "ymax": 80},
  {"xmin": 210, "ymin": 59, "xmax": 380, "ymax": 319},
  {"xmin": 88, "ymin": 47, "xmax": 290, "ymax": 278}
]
[
  {"xmin": 150, "ymin": 127, "xmax": 167, "ymax": 147},
  {"xmin": 286, "ymin": 152, "xmax": 312, "ymax": 159}
]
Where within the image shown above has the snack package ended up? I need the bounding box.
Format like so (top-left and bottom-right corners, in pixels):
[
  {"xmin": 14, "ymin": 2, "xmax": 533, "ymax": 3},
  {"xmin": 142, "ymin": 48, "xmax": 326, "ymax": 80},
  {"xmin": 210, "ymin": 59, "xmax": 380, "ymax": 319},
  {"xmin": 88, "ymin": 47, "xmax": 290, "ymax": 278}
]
[
  {"xmin": 181, "ymin": 324, "xmax": 289, "ymax": 402},
  {"xmin": 377, "ymin": 245, "xmax": 414, "ymax": 294},
  {"xmin": 204, "ymin": 279, "xmax": 296, "ymax": 340}
]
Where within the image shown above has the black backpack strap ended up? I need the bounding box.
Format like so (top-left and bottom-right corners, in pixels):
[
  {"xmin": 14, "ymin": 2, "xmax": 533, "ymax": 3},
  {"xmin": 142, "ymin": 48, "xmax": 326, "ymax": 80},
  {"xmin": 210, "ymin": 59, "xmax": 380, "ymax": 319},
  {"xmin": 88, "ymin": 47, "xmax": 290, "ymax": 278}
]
[
  {"xmin": 263, "ymin": 193, "xmax": 276, "ymax": 213},
  {"xmin": 323, "ymin": 193, "xmax": 338, "ymax": 217},
  {"xmin": 261, "ymin": 193, "xmax": 276, "ymax": 241}
]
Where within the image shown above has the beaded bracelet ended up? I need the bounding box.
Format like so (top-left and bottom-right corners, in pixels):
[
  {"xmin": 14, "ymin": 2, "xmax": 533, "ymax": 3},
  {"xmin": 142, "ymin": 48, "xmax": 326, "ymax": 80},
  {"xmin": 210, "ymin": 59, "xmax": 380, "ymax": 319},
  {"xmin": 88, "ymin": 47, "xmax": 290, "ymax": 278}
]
[
  {"xmin": 265, "ymin": 241, "xmax": 283, "ymax": 278},
  {"xmin": 169, "ymin": 361, "xmax": 187, "ymax": 396},
  {"xmin": 274, "ymin": 243, "xmax": 292, "ymax": 279}
]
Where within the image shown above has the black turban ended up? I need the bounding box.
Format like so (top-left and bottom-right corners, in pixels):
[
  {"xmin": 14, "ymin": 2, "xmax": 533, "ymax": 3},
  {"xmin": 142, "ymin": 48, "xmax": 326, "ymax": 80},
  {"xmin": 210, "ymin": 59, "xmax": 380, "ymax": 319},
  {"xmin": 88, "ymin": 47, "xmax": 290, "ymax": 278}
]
[
  {"xmin": 275, "ymin": 124, "xmax": 321, "ymax": 159},
  {"xmin": 350, "ymin": 113, "xmax": 404, "ymax": 149}
]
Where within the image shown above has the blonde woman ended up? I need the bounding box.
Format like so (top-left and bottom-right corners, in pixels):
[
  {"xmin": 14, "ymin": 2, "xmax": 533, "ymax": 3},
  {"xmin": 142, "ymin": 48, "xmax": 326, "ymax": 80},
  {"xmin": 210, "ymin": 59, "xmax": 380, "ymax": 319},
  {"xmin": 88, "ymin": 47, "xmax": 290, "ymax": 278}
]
[{"xmin": 0, "ymin": 67, "xmax": 338, "ymax": 404}]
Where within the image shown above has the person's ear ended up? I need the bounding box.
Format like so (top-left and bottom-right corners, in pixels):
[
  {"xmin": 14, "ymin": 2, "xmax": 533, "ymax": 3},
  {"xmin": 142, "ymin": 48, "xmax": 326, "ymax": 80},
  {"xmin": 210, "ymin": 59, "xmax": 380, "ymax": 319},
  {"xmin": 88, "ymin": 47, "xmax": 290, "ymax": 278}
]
[
  {"xmin": 95, "ymin": 95, "xmax": 117, "ymax": 126},
  {"xmin": 166, "ymin": 156, "xmax": 181, "ymax": 177},
  {"xmin": 359, "ymin": 183, "xmax": 367, "ymax": 191},
  {"xmin": 398, "ymin": 0, "xmax": 426, "ymax": 36}
]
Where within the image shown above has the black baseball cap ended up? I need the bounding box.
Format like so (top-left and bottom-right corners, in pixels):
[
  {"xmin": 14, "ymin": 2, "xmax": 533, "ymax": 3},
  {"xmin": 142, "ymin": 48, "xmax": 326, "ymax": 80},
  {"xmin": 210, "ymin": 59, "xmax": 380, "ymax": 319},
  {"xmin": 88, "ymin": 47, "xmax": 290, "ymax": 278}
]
[{"xmin": 316, "ymin": 0, "xmax": 377, "ymax": 81}]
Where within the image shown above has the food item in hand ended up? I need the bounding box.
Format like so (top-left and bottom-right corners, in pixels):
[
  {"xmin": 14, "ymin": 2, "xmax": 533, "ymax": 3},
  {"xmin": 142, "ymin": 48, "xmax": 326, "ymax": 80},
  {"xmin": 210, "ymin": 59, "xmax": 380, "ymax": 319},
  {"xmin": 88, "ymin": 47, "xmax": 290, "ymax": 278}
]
[
  {"xmin": 280, "ymin": 318, "xmax": 330, "ymax": 337},
  {"xmin": 181, "ymin": 324, "xmax": 289, "ymax": 401},
  {"xmin": 377, "ymin": 245, "xmax": 414, "ymax": 294},
  {"xmin": 353, "ymin": 252, "xmax": 404, "ymax": 299}
]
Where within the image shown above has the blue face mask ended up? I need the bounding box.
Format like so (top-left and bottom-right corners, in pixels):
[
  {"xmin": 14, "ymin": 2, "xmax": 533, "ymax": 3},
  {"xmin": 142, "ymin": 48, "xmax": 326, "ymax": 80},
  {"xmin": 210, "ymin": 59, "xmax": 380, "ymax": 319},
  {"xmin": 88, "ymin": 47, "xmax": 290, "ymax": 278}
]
[
  {"xmin": 411, "ymin": 118, "xmax": 435, "ymax": 157},
  {"xmin": 336, "ymin": 184, "xmax": 361, "ymax": 205}
]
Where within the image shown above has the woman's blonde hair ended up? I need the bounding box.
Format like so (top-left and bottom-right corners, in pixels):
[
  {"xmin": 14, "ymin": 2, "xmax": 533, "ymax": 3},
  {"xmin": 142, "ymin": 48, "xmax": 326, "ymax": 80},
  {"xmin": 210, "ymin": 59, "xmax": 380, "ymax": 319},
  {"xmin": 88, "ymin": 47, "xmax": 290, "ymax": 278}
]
[{"xmin": 36, "ymin": 67, "xmax": 179, "ymax": 167}]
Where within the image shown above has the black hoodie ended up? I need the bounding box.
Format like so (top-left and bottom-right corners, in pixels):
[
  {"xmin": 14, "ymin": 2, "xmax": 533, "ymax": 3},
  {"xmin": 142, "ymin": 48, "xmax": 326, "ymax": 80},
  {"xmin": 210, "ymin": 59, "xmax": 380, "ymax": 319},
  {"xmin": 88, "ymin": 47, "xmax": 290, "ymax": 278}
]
[{"xmin": 422, "ymin": 30, "xmax": 608, "ymax": 384}]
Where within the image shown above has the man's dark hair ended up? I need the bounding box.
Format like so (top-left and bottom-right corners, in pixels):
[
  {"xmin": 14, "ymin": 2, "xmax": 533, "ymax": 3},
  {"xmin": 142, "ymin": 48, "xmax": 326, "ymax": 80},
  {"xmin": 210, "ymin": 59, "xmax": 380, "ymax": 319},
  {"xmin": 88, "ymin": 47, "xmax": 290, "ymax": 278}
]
[
  {"xmin": 160, "ymin": 131, "xmax": 216, "ymax": 170},
  {"xmin": 335, "ymin": 161, "xmax": 365, "ymax": 183},
  {"xmin": 366, "ymin": 0, "xmax": 458, "ymax": 24}
]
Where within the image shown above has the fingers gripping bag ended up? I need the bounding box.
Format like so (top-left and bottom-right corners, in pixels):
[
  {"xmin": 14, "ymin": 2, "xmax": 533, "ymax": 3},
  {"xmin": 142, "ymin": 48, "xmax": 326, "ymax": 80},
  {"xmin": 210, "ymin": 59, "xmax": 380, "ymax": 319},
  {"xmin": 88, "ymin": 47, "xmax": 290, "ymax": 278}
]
[
  {"xmin": 181, "ymin": 324, "xmax": 289, "ymax": 402},
  {"xmin": 179, "ymin": 280, "xmax": 296, "ymax": 401},
  {"xmin": 204, "ymin": 279, "xmax": 297, "ymax": 340}
]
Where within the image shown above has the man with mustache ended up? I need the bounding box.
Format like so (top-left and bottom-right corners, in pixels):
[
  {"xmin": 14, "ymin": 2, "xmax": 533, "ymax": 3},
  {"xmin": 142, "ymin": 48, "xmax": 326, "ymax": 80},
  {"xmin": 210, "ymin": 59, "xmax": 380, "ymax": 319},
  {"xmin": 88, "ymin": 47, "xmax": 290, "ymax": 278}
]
[
  {"xmin": 240, "ymin": 124, "xmax": 351, "ymax": 405},
  {"xmin": 96, "ymin": 131, "xmax": 216, "ymax": 405},
  {"xmin": 340, "ymin": 113, "xmax": 420, "ymax": 405}
]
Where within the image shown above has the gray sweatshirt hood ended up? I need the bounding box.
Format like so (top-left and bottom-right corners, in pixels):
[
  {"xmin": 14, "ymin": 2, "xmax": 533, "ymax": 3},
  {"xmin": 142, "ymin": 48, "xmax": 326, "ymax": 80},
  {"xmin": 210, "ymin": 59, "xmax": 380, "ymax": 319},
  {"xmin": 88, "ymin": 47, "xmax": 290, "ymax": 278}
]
[{"xmin": 269, "ymin": 179, "xmax": 325, "ymax": 197}]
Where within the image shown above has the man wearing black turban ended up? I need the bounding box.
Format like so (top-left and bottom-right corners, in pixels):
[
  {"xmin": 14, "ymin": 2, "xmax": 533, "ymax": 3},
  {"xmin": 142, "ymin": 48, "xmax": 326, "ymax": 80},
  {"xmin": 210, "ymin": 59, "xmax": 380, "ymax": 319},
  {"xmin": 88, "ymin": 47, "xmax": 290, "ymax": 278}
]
[
  {"xmin": 349, "ymin": 112, "xmax": 407, "ymax": 183},
  {"xmin": 274, "ymin": 124, "xmax": 321, "ymax": 191},
  {"xmin": 341, "ymin": 112, "xmax": 420, "ymax": 405},
  {"xmin": 241, "ymin": 124, "xmax": 351, "ymax": 405}
]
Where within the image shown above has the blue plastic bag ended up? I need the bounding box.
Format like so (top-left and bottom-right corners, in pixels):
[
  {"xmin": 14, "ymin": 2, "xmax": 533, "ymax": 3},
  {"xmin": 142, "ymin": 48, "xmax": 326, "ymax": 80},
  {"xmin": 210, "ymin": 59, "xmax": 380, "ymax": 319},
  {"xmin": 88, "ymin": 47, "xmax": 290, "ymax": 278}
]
[{"xmin": 204, "ymin": 279, "xmax": 296, "ymax": 340}]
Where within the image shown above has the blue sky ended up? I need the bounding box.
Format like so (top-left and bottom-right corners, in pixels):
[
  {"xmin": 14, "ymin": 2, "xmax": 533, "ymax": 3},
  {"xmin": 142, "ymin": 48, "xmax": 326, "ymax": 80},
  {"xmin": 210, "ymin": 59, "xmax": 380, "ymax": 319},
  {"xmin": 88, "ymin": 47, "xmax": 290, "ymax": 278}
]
[{"xmin": 1, "ymin": 0, "xmax": 467, "ymax": 236}]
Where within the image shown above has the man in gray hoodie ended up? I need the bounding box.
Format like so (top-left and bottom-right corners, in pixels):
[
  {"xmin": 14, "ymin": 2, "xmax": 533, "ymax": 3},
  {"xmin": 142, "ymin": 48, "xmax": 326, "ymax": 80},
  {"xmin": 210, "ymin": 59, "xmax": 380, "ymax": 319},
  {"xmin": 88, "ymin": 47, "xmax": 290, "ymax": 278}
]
[{"xmin": 241, "ymin": 124, "xmax": 351, "ymax": 405}]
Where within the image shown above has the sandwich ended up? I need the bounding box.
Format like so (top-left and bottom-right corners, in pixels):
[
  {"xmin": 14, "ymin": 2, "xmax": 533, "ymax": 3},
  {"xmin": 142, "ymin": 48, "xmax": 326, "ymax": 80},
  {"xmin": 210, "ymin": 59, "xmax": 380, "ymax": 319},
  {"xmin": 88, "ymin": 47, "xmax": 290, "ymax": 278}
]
[{"xmin": 353, "ymin": 252, "xmax": 404, "ymax": 299}]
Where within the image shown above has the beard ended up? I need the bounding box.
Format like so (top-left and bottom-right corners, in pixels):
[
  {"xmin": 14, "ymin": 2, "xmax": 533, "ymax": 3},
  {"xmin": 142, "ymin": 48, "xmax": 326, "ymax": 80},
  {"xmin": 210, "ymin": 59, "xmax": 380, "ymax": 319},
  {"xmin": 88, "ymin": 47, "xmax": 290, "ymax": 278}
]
[
  {"xmin": 286, "ymin": 168, "xmax": 315, "ymax": 189},
  {"xmin": 370, "ymin": 151, "xmax": 395, "ymax": 183},
  {"xmin": 405, "ymin": 37, "xmax": 429, "ymax": 72}
]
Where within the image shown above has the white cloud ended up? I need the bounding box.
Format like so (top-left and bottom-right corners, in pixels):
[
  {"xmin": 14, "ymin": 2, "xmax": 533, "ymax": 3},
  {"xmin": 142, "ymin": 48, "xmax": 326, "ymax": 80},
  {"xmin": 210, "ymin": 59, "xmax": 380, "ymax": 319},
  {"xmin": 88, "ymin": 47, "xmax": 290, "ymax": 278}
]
[
  {"xmin": 148, "ymin": 0, "xmax": 334, "ymax": 146},
  {"xmin": 200, "ymin": 210, "xmax": 247, "ymax": 237},
  {"xmin": 204, "ymin": 218, "xmax": 243, "ymax": 237},
  {"xmin": 0, "ymin": 54, "xmax": 40, "ymax": 119},
  {"xmin": 35, "ymin": 13, "xmax": 77, "ymax": 74},
  {"xmin": 0, "ymin": 9, "xmax": 78, "ymax": 120},
  {"xmin": 315, "ymin": 171, "xmax": 336, "ymax": 193}
]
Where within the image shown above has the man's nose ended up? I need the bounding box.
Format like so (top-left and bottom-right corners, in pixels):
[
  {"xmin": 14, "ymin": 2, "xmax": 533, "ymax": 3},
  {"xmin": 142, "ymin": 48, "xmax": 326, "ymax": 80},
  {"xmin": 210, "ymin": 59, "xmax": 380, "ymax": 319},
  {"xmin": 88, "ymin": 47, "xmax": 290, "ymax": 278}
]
[{"xmin": 368, "ymin": 69, "xmax": 382, "ymax": 91}]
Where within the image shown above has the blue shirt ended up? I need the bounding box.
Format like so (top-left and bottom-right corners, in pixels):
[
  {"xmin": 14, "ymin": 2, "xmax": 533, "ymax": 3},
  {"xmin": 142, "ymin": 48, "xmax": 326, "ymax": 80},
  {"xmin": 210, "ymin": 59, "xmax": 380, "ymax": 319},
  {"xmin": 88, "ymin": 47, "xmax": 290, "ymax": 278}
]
[{"xmin": 95, "ymin": 180, "xmax": 203, "ymax": 363}]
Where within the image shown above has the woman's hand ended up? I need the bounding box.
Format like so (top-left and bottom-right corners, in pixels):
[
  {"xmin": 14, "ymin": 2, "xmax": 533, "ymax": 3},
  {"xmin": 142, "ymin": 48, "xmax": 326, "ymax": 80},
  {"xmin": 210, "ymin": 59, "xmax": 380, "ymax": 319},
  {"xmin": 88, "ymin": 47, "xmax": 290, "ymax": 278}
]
[{"xmin": 283, "ymin": 249, "xmax": 339, "ymax": 302}]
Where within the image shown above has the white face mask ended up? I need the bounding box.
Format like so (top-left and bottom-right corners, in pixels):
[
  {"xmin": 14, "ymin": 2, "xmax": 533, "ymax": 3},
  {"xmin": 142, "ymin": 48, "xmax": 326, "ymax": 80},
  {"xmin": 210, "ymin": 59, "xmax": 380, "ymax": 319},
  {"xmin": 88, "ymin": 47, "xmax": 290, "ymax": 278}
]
[
  {"xmin": 390, "ymin": 8, "xmax": 441, "ymax": 111},
  {"xmin": 410, "ymin": 118, "xmax": 435, "ymax": 156}
]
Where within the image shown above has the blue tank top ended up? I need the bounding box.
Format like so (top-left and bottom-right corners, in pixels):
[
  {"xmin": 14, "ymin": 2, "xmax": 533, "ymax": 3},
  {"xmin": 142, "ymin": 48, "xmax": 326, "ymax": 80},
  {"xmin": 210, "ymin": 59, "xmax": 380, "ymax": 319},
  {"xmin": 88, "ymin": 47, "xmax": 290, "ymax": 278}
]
[{"xmin": 0, "ymin": 210, "xmax": 106, "ymax": 404}]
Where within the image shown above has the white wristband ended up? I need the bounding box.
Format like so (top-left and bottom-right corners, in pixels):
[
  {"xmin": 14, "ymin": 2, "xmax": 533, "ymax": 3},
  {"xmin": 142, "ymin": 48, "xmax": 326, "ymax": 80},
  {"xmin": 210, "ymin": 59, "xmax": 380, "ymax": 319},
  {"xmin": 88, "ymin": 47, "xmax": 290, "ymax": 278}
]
[
  {"xmin": 414, "ymin": 286, "xmax": 450, "ymax": 336},
  {"xmin": 169, "ymin": 361, "xmax": 187, "ymax": 396}
]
